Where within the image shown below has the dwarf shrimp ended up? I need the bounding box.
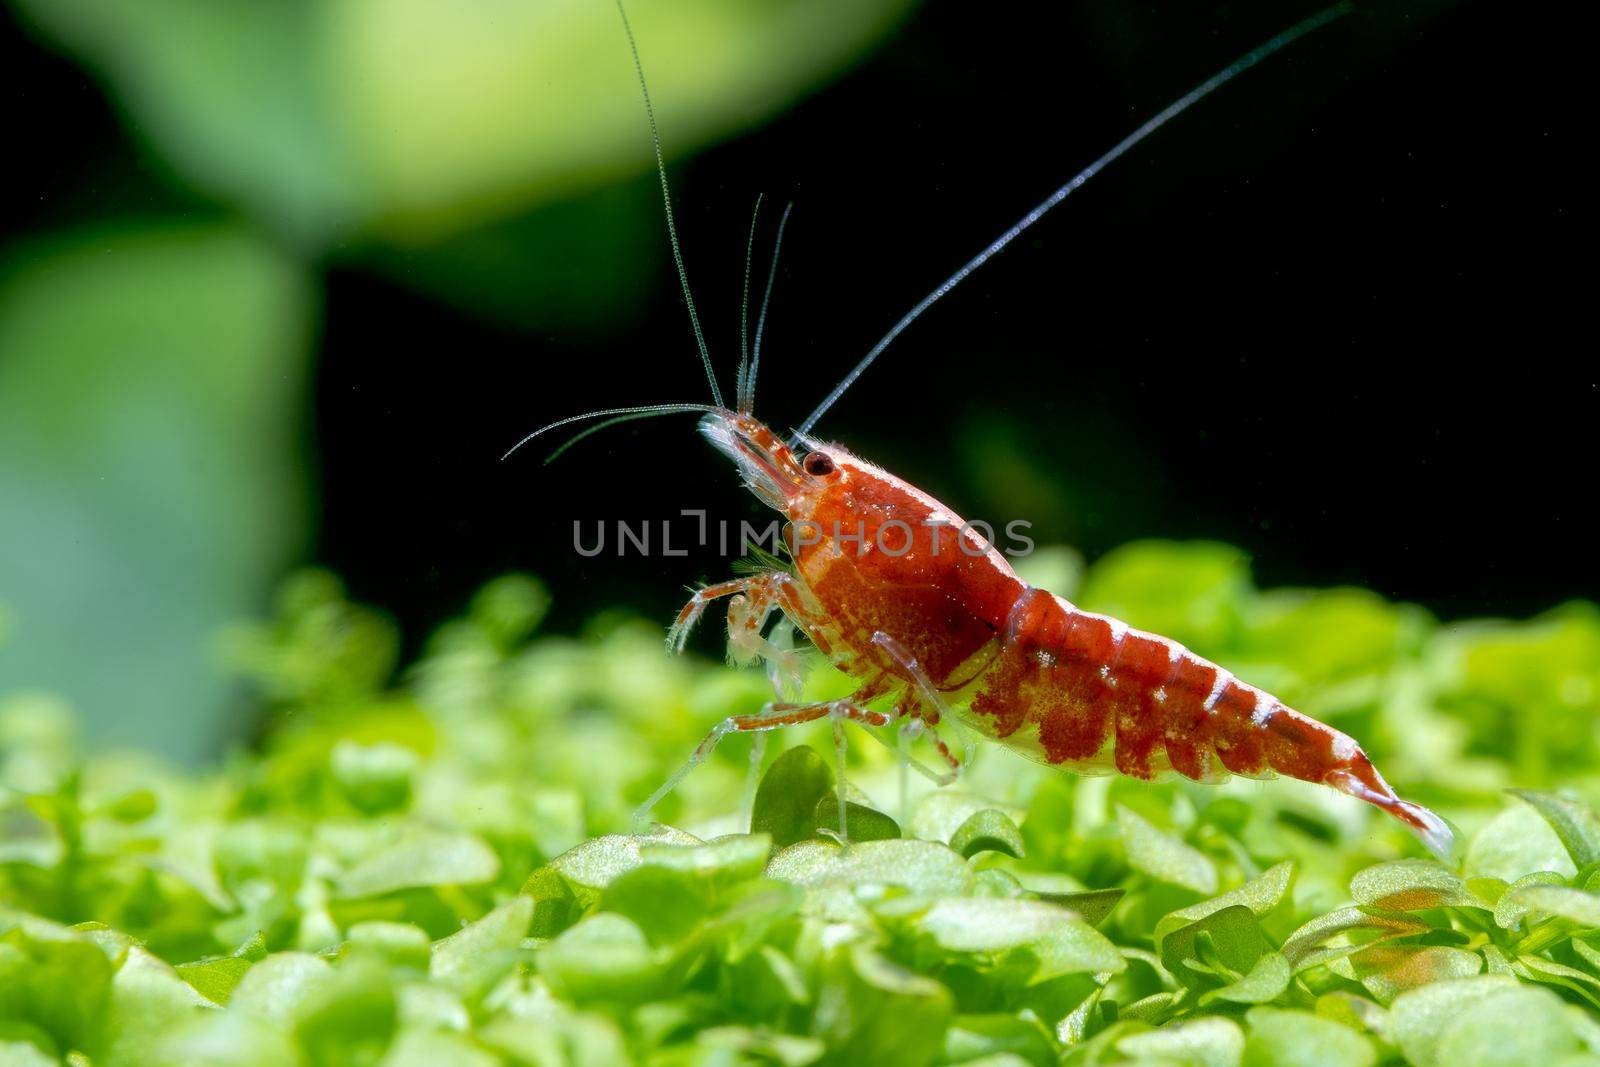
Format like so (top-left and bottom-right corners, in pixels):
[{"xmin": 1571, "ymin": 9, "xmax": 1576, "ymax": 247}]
[{"xmin": 505, "ymin": 0, "xmax": 1453, "ymax": 858}]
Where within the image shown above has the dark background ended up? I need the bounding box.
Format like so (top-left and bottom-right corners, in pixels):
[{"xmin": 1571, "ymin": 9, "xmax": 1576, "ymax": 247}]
[{"xmin": 9, "ymin": 0, "xmax": 1589, "ymax": 659}]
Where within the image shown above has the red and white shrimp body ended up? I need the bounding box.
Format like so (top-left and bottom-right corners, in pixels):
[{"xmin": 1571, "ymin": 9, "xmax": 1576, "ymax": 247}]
[
  {"xmin": 682, "ymin": 411, "xmax": 1452, "ymax": 858},
  {"xmin": 522, "ymin": 3, "xmax": 1448, "ymax": 853}
]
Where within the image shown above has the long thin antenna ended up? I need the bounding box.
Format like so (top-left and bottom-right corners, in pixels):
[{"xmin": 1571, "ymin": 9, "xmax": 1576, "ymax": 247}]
[
  {"xmin": 501, "ymin": 403, "xmax": 720, "ymax": 462},
  {"xmin": 614, "ymin": 0, "xmax": 723, "ymax": 407},
  {"xmin": 542, "ymin": 409, "xmax": 702, "ymax": 466},
  {"xmin": 742, "ymin": 202, "xmax": 795, "ymax": 414},
  {"xmin": 794, "ymin": 2, "xmax": 1351, "ymax": 440},
  {"xmin": 736, "ymin": 193, "xmax": 765, "ymax": 410}
]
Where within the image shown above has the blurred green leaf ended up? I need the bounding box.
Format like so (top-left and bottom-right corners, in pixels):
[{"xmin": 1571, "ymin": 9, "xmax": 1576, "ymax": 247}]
[
  {"xmin": 767, "ymin": 839, "xmax": 974, "ymax": 896},
  {"xmin": 812, "ymin": 796, "xmax": 902, "ymax": 843},
  {"xmin": 1493, "ymin": 871, "xmax": 1568, "ymax": 929},
  {"xmin": 0, "ymin": 1025, "xmax": 58, "ymax": 1067},
  {"xmin": 0, "ymin": 927, "xmax": 113, "ymax": 1057},
  {"xmin": 1201, "ymin": 950, "xmax": 1290, "ymax": 1005},
  {"xmin": 469, "ymin": 574, "xmax": 551, "ymax": 651},
  {"xmin": 943, "ymin": 1014, "xmax": 1058, "ymax": 1067},
  {"xmin": 7, "ymin": 552, "xmax": 1600, "ymax": 1061},
  {"xmin": 429, "ymin": 896, "xmax": 532, "ymax": 1001},
  {"xmin": 1281, "ymin": 907, "xmax": 1430, "ymax": 972},
  {"xmin": 915, "ymin": 898, "xmax": 1075, "ymax": 953},
  {"xmin": 1018, "ymin": 917, "xmax": 1125, "ymax": 982},
  {"xmin": 1439, "ymin": 608, "xmax": 1600, "ymax": 783},
  {"xmin": 1352, "ymin": 944, "xmax": 1483, "ymax": 1004},
  {"xmin": 1162, "ymin": 861, "xmax": 1293, "ymax": 932},
  {"xmin": 155, "ymin": 1011, "xmax": 302, "ymax": 1067},
  {"xmin": 292, "ymin": 958, "xmax": 397, "ymax": 1067},
  {"xmin": 102, "ymin": 947, "xmax": 216, "ymax": 1067},
  {"xmin": 11, "ymin": 0, "xmax": 916, "ymax": 247},
  {"xmin": 1035, "ymin": 888, "xmax": 1123, "ymax": 927},
  {"xmin": 1116, "ymin": 1017, "xmax": 1245, "ymax": 1067},
  {"xmin": 335, "ymin": 828, "xmax": 500, "ymax": 898},
  {"xmin": 0, "ymin": 224, "xmax": 310, "ymax": 762},
  {"xmin": 536, "ymin": 913, "xmax": 668, "ymax": 1004},
  {"xmin": 1242, "ymin": 1006, "xmax": 1374, "ymax": 1067},
  {"xmin": 1428, "ymin": 985, "xmax": 1589, "ymax": 1067},
  {"xmin": 1117, "ymin": 805, "xmax": 1218, "ymax": 895},
  {"xmin": 379, "ymin": 1028, "xmax": 499, "ymax": 1067},
  {"xmin": 753, "ymin": 746, "xmax": 835, "ymax": 848},
  {"xmin": 1509, "ymin": 790, "xmax": 1600, "ymax": 869},
  {"xmin": 344, "ymin": 922, "xmax": 431, "ymax": 971},
  {"xmin": 1079, "ymin": 541, "xmax": 1252, "ymax": 653},
  {"xmin": 949, "ymin": 809, "xmax": 1025, "ymax": 859},
  {"xmin": 1238, "ymin": 587, "xmax": 1423, "ymax": 709},
  {"xmin": 813, "ymin": 946, "xmax": 951, "ymax": 1067},
  {"xmin": 600, "ymin": 864, "xmax": 710, "ymax": 946},
  {"xmin": 1467, "ymin": 804, "xmax": 1578, "ymax": 882},
  {"xmin": 1503, "ymin": 885, "xmax": 1600, "ymax": 928},
  {"xmin": 1160, "ymin": 906, "xmax": 1273, "ymax": 995},
  {"xmin": 330, "ymin": 741, "xmax": 418, "ymax": 815},
  {"xmin": 1389, "ymin": 976, "xmax": 1522, "ymax": 1067},
  {"xmin": 1348, "ymin": 860, "xmax": 1478, "ymax": 912},
  {"xmin": 229, "ymin": 953, "xmax": 333, "ymax": 1025}
]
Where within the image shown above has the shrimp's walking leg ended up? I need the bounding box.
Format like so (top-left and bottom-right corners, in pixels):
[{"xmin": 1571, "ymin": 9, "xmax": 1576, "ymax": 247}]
[
  {"xmin": 832, "ymin": 715, "xmax": 849, "ymax": 838},
  {"xmin": 632, "ymin": 698, "xmax": 892, "ymax": 833},
  {"xmin": 762, "ymin": 619, "xmax": 801, "ymax": 700},
  {"xmin": 870, "ymin": 631, "xmax": 967, "ymax": 786},
  {"xmin": 668, "ymin": 577, "xmax": 761, "ymax": 654},
  {"xmin": 669, "ymin": 571, "xmax": 810, "ymax": 698},
  {"xmin": 897, "ymin": 720, "xmax": 913, "ymax": 822},
  {"xmin": 727, "ymin": 589, "xmax": 805, "ymax": 699},
  {"xmin": 740, "ymin": 732, "xmax": 768, "ymax": 831}
]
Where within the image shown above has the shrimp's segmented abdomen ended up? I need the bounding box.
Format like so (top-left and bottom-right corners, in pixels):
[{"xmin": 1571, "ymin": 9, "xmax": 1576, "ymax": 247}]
[{"xmin": 966, "ymin": 586, "xmax": 1452, "ymax": 856}]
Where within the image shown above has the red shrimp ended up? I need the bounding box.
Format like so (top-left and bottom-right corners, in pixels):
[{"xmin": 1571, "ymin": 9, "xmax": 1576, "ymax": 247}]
[
  {"xmin": 509, "ymin": 1, "xmax": 1451, "ymax": 856},
  {"xmin": 675, "ymin": 411, "xmax": 1451, "ymax": 858}
]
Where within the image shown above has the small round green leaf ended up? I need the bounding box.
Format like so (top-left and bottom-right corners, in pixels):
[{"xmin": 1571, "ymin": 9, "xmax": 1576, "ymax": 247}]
[
  {"xmin": 1509, "ymin": 790, "xmax": 1600, "ymax": 870},
  {"xmin": 1243, "ymin": 1007, "xmax": 1374, "ymax": 1067},
  {"xmin": 336, "ymin": 828, "xmax": 499, "ymax": 898},
  {"xmin": 917, "ymin": 898, "xmax": 1074, "ymax": 953},
  {"xmin": 1117, "ymin": 1016, "xmax": 1245, "ymax": 1067},
  {"xmin": 752, "ymin": 746, "xmax": 834, "ymax": 848},
  {"xmin": 1349, "ymin": 860, "xmax": 1478, "ymax": 912},
  {"xmin": 949, "ymin": 809, "xmax": 1025, "ymax": 859},
  {"xmin": 1117, "ymin": 805, "xmax": 1218, "ymax": 895},
  {"xmin": 813, "ymin": 796, "xmax": 901, "ymax": 843}
]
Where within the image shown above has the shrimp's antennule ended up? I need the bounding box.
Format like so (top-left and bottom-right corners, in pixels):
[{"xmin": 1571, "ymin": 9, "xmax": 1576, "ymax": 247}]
[
  {"xmin": 614, "ymin": 0, "xmax": 722, "ymax": 407},
  {"xmin": 504, "ymin": 2, "xmax": 737, "ymax": 465},
  {"xmin": 736, "ymin": 194, "xmax": 766, "ymax": 413},
  {"xmin": 792, "ymin": 1, "xmax": 1353, "ymax": 442},
  {"xmin": 500, "ymin": 403, "xmax": 721, "ymax": 463},
  {"xmin": 740, "ymin": 202, "xmax": 795, "ymax": 415}
]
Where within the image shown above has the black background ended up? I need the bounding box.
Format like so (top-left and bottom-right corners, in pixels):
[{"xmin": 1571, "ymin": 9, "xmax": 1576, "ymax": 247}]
[{"xmin": 8, "ymin": 0, "xmax": 1590, "ymax": 657}]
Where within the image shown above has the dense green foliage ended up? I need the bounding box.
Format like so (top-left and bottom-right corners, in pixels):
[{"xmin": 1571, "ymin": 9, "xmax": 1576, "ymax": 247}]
[{"xmin": 5, "ymin": 541, "xmax": 1600, "ymax": 1065}]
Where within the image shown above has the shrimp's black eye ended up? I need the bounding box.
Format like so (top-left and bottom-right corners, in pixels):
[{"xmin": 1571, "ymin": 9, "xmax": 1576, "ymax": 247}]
[{"xmin": 803, "ymin": 452, "xmax": 835, "ymax": 477}]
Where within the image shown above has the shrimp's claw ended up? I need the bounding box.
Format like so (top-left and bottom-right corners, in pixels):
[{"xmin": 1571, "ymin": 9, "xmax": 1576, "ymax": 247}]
[{"xmin": 1326, "ymin": 766, "xmax": 1458, "ymax": 863}]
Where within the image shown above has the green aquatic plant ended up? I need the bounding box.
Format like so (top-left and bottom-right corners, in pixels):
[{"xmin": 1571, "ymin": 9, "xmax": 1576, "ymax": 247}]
[{"xmin": 4, "ymin": 544, "xmax": 1600, "ymax": 1065}]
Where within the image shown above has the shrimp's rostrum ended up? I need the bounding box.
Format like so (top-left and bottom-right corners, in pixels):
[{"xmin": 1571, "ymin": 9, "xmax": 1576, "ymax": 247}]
[{"xmin": 682, "ymin": 412, "xmax": 1452, "ymax": 857}]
